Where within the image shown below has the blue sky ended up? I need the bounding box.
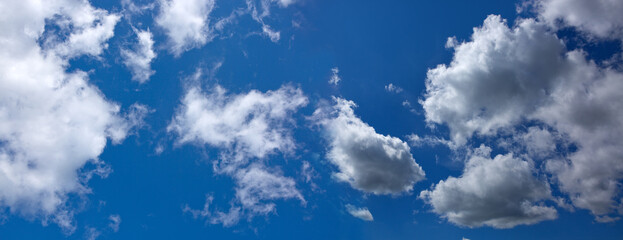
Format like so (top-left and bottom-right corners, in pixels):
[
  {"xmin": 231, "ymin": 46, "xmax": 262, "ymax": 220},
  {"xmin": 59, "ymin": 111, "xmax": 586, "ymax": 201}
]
[{"xmin": 1, "ymin": 0, "xmax": 623, "ymax": 239}]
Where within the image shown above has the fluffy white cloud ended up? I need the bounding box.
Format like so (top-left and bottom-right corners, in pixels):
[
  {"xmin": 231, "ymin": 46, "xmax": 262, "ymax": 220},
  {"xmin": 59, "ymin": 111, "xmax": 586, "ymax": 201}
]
[
  {"xmin": 168, "ymin": 82, "xmax": 308, "ymax": 174},
  {"xmin": 328, "ymin": 67, "xmax": 341, "ymax": 85},
  {"xmin": 346, "ymin": 204, "xmax": 373, "ymax": 221},
  {"xmin": 420, "ymin": 145, "xmax": 557, "ymax": 228},
  {"xmin": 535, "ymin": 0, "xmax": 623, "ymax": 40},
  {"xmin": 171, "ymin": 80, "xmax": 308, "ymax": 226},
  {"xmin": 0, "ymin": 0, "xmax": 134, "ymax": 232},
  {"xmin": 313, "ymin": 98, "xmax": 425, "ymax": 195},
  {"xmin": 122, "ymin": 28, "xmax": 156, "ymax": 83},
  {"xmin": 41, "ymin": 3, "xmax": 120, "ymax": 58},
  {"xmin": 156, "ymin": 0, "xmax": 215, "ymax": 56},
  {"xmin": 421, "ymin": 15, "xmax": 623, "ymax": 221}
]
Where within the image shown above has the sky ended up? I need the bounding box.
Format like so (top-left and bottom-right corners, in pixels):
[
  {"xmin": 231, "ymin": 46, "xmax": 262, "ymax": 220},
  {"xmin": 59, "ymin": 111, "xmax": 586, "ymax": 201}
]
[{"xmin": 1, "ymin": 0, "xmax": 623, "ymax": 239}]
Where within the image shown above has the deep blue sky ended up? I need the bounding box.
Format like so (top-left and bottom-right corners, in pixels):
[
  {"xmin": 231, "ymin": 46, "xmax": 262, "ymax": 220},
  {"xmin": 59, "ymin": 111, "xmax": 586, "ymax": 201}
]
[{"xmin": 1, "ymin": 0, "xmax": 623, "ymax": 239}]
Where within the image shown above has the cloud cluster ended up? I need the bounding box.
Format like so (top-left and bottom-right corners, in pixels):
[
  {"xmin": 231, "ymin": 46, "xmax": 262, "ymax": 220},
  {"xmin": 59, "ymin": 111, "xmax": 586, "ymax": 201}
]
[
  {"xmin": 420, "ymin": 146, "xmax": 557, "ymax": 228},
  {"xmin": 170, "ymin": 80, "xmax": 308, "ymax": 226},
  {"xmin": 0, "ymin": 0, "xmax": 136, "ymax": 232},
  {"xmin": 313, "ymin": 98, "xmax": 425, "ymax": 195},
  {"xmin": 421, "ymin": 14, "xmax": 623, "ymax": 223}
]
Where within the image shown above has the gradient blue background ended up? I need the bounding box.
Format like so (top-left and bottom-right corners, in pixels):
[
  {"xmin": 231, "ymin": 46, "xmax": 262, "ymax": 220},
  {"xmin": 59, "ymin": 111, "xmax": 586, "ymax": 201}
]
[{"xmin": 1, "ymin": 0, "xmax": 622, "ymax": 239}]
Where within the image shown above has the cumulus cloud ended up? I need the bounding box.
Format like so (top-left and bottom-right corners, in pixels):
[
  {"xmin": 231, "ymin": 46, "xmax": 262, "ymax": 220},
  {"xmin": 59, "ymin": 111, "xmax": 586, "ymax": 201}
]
[
  {"xmin": 534, "ymin": 0, "xmax": 623, "ymax": 40},
  {"xmin": 0, "ymin": 0, "xmax": 133, "ymax": 232},
  {"xmin": 536, "ymin": 51, "xmax": 623, "ymax": 218},
  {"xmin": 156, "ymin": 0, "xmax": 215, "ymax": 56},
  {"xmin": 420, "ymin": 145, "xmax": 557, "ymax": 228},
  {"xmin": 346, "ymin": 204, "xmax": 374, "ymax": 221},
  {"xmin": 328, "ymin": 67, "xmax": 341, "ymax": 85},
  {"xmin": 170, "ymin": 79, "xmax": 308, "ymax": 225},
  {"xmin": 122, "ymin": 28, "xmax": 156, "ymax": 83},
  {"xmin": 421, "ymin": 15, "xmax": 623, "ymax": 221},
  {"xmin": 421, "ymin": 15, "xmax": 566, "ymax": 145},
  {"xmin": 312, "ymin": 98, "xmax": 425, "ymax": 195}
]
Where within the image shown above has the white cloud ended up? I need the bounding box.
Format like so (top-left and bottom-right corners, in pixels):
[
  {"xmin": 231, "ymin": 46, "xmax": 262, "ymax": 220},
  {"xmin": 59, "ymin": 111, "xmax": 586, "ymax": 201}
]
[
  {"xmin": 402, "ymin": 100, "xmax": 418, "ymax": 114},
  {"xmin": 232, "ymin": 165, "xmax": 305, "ymax": 216},
  {"xmin": 168, "ymin": 82, "xmax": 308, "ymax": 174},
  {"xmin": 537, "ymin": 51, "xmax": 623, "ymax": 218},
  {"xmin": 170, "ymin": 80, "xmax": 308, "ymax": 226},
  {"xmin": 421, "ymin": 14, "xmax": 623, "ymax": 221},
  {"xmin": 184, "ymin": 166, "xmax": 305, "ymax": 227},
  {"xmin": 421, "ymin": 15, "xmax": 566, "ymax": 145},
  {"xmin": 246, "ymin": 0, "xmax": 296, "ymax": 43},
  {"xmin": 535, "ymin": 0, "xmax": 623, "ymax": 40},
  {"xmin": 262, "ymin": 25, "xmax": 281, "ymax": 43},
  {"xmin": 300, "ymin": 160, "xmax": 320, "ymax": 191},
  {"xmin": 108, "ymin": 214, "xmax": 121, "ymax": 232},
  {"xmin": 121, "ymin": 0, "xmax": 156, "ymax": 16},
  {"xmin": 384, "ymin": 83, "xmax": 403, "ymax": 93},
  {"xmin": 156, "ymin": 0, "xmax": 215, "ymax": 56},
  {"xmin": 84, "ymin": 227, "xmax": 101, "ymax": 240},
  {"xmin": 346, "ymin": 204, "xmax": 373, "ymax": 221},
  {"xmin": 0, "ymin": 0, "xmax": 133, "ymax": 232},
  {"xmin": 407, "ymin": 134, "xmax": 454, "ymax": 149},
  {"xmin": 402, "ymin": 100, "xmax": 411, "ymax": 108},
  {"xmin": 420, "ymin": 145, "xmax": 557, "ymax": 228},
  {"xmin": 122, "ymin": 28, "xmax": 156, "ymax": 83},
  {"xmin": 498, "ymin": 127, "xmax": 557, "ymax": 159},
  {"xmin": 276, "ymin": 0, "xmax": 295, "ymax": 7},
  {"xmin": 42, "ymin": 4, "xmax": 120, "ymax": 59},
  {"xmin": 312, "ymin": 98, "xmax": 425, "ymax": 195},
  {"xmin": 328, "ymin": 67, "xmax": 341, "ymax": 85}
]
